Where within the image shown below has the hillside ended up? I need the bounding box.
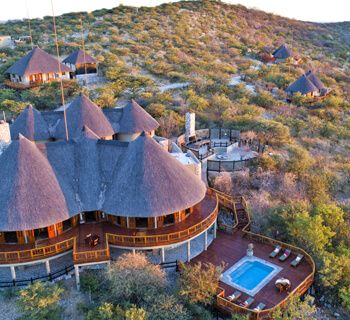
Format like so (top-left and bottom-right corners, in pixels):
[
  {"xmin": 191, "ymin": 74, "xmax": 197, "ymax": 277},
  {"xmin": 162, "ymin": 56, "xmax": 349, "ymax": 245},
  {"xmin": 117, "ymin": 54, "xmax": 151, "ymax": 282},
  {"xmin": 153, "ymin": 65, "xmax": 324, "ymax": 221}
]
[{"xmin": 1, "ymin": 1, "xmax": 350, "ymax": 317}]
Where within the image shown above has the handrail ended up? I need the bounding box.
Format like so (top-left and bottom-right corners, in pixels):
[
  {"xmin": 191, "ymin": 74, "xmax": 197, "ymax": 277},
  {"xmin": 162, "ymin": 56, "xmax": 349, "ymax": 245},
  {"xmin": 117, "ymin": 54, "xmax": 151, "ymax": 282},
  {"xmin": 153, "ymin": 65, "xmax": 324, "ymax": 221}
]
[
  {"xmin": 0, "ymin": 238, "xmax": 74, "ymax": 264},
  {"xmin": 0, "ymin": 194, "xmax": 219, "ymax": 265},
  {"xmin": 107, "ymin": 193, "xmax": 219, "ymax": 248},
  {"xmin": 211, "ymin": 190, "xmax": 316, "ymax": 318},
  {"xmin": 73, "ymin": 235, "xmax": 110, "ymax": 264}
]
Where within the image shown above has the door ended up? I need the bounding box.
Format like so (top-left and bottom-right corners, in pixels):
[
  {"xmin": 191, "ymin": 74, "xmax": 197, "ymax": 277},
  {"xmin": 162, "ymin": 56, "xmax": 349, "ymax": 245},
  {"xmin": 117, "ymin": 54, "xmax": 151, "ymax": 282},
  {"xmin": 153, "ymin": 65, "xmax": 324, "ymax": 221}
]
[
  {"xmin": 47, "ymin": 225, "xmax": 56, "ymax": 239},
  {"xmin": 16, "ymin": 231, "xmax": 26, "ymax": 244}
]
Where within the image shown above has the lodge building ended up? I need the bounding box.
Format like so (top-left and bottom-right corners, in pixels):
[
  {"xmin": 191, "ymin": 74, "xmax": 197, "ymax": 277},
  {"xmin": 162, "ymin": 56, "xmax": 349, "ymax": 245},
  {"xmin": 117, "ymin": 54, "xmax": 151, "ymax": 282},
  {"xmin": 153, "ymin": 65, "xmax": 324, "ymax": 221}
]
[{"xmin": 0, "ymin": 94, "xmax": 212, "ymax": 280}]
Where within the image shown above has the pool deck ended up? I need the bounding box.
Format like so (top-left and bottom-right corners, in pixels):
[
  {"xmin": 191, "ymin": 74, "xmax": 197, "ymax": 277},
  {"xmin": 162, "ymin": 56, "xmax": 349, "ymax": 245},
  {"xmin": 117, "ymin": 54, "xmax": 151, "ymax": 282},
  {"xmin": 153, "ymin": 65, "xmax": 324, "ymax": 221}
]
[{"xmin": 191, "ymin": 230, "xmax": 313, "ymax": 310}]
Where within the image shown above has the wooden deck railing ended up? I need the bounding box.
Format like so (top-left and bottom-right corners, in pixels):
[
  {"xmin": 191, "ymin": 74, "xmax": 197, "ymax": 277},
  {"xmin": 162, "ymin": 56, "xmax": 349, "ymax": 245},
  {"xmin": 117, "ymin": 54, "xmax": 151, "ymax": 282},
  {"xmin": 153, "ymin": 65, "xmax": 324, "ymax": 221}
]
[
  {"xmin": 0, "ymin": 193, "xmax": 219, "ymax": 265},
  {"xmin": 73, "ymin": 235, "xmax": 110, "ymax": 264},
  {"xmin": 209, "ymin": 188, "xmax": 239, "ymax": 233},
  {"xmin": 211, "ymin": 190, "xmax": 316, "ymax": 319},
  {"xmin": 107, "ymin": 196, "xmax": 218, "ymax": 248},
  {"xmin": 0, "ymin": 238, "xmax": 74, "ymax": 264}
]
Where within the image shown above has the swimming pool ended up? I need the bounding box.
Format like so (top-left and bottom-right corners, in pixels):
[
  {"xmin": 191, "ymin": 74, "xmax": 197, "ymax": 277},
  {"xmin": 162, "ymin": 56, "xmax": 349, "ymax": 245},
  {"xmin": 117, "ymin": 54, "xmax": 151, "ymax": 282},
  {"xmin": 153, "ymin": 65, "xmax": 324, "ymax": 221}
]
[{"xmin": 220, "ymin": 256, "xmax": 282, "ymax": 296}]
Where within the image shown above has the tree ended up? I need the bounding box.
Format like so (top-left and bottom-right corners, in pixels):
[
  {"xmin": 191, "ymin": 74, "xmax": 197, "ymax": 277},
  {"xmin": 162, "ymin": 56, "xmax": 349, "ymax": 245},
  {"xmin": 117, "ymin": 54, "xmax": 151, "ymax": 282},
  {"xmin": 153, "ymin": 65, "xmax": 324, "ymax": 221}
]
[
  {"xmin": 17, "ymin": 282, "xmax": 64, "ymax": 320},
  {"xmin": 148, "ymin": 294, "xmax": 191, "ymax": 320},
  {"xmin": 146, "ymin": 103, "xmax": 166, "ymax": 118},
  {"xmin": 271, "ymin": 295, "xmax": 316, "ymax": 320},
  {"xmin": 107, "ymin": 252, "xmax": 167, "ymax": 306},
  {"xmin": 178, "ymin": 261, "xmax": 223, "ymax": 305}
]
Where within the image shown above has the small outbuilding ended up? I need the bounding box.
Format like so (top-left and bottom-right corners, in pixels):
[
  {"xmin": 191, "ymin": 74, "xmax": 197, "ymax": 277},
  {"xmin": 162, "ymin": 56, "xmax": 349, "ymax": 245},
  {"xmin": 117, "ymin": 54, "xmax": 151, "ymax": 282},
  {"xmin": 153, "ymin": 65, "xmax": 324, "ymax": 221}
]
[
  {"xmin": 63, "ymin": 49, "xmax": 98, "ymax": 78},
  {"xmin": 5, "ymin": 47, "xmax": 71, "ymax": 88},
  {"xmin": 286, "ymin": 70, "xmax": 327, "ymax": 97}
]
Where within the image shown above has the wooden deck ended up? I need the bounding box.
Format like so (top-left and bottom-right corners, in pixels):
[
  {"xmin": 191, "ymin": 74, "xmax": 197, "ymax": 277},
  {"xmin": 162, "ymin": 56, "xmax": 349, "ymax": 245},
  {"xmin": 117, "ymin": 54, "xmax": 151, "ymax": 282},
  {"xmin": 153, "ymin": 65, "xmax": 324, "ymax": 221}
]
[
  {"xmin": 0, "ymin": 193, "xmax": 218, "ymax": 264},
  {"xmin": 192, "ymin": 230, "xmax": 313, "ymax": 310}
]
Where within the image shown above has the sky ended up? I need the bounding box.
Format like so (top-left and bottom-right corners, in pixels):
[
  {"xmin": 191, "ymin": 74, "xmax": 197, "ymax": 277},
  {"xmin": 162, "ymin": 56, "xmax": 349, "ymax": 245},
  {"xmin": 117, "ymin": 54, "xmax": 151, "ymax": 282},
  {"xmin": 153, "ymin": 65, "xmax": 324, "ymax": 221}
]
[{"xmin": 0, "ymin": 0, "xmax": 349, "ymax": 23}]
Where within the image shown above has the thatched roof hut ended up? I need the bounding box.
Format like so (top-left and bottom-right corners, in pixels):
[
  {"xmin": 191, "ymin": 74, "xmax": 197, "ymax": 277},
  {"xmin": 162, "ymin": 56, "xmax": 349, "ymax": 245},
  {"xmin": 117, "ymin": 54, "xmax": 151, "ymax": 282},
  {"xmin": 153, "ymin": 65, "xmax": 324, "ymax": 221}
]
[
  {"xmin": 11, "ymin": 105, "xmax": 50, "ymax": 141},
  {"xmin": 6, "ymin": 47, "xmax": 71, "ymax": 77},
  {"xmin": 286, "ymin": 74, "xmax": 318, "ymax": 95},
  {"xmin": 272, "ymin": 44, "xmax": 293, "ymax": 60},
  {"xmin": 63, "ymin": 49, "xmax": 97, "ymax": 65},
  {"xmin": 118, "ymin": 100, "xmax": 159, "ymax": 134},
  {"xmin": 286, "ymin": 71, "xmax": 325, "ymax": 95},
  {"xmin": 102, "ymin": 133, "xmax": 206, "ymax": 217},
  {"xmin": 55, "ymin": 94, "xmax": 115, "ymax": 139},
  {"xmin": 0, "ymin": 135, "xmax": 70, "ymax": 231}
]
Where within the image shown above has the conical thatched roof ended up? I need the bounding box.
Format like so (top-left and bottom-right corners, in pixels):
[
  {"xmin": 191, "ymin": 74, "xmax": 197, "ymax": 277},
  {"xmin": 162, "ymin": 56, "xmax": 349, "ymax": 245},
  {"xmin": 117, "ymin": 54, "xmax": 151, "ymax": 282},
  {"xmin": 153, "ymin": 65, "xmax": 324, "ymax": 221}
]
[
  {"xmin": 0, "ymin": 135, "xmax": 70, "ymax": 231},
  {"xmin": 103, "ymin": 133, "xmax": 206, "ymax": 217},
  {"xmin": 10, "ymin": 105, "xmax": 50, "ymax": 141},
  {"xmin": 286, "ymin": 74, "xmax": 318, "ymax": 95},
  {"xmin": 63, "ymin": 49, "xmax": 97, "ymax": 65},
  {"xmin": 305, "ymin": 70, "xmax": 325, "ymax": 90},
  {"xmin": 118, "ymin": 100, "xmax": 159, "ymax": 134},
  {"xmin": 55, "ymin": 94, "xmax": 115, "ymax": 139},
  {"xmin": 272, "ymin": 44, "xmax": 293, "ymax": 60},
  {"xmin": 6, "ymin": 47, "xmax": 71, "ymax": 77}
]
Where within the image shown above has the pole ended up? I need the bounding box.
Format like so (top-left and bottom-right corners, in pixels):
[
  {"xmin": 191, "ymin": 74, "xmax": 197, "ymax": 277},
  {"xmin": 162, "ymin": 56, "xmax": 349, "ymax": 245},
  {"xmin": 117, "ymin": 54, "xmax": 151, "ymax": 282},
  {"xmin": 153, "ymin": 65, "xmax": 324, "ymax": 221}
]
[
  {"xmin": 51, "ymin": 0, "xmax": 69, "ymax": 142},
  {"xmin": 80, "ymin": 17, "xmax": 88, "ymax": 85},
  {"xmin": 25, "ymin": 0, "xmax": 34, "ymax": 49}
]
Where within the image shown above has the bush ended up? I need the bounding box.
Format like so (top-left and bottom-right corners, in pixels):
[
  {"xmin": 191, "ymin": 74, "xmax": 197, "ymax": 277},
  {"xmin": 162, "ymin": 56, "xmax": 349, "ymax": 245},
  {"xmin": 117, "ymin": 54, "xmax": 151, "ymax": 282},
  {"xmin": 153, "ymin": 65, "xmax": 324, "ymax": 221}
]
[
  {"xmin": 107, "ymin": 253, "xmax": 167, "ymax": 306},
  {"xmin": 178, "ymin": 261, "xmax": 223, "ymax": 305},
  {"xmin": 17, "ymin": 282, "xmax": 64, "ymax": 320}
]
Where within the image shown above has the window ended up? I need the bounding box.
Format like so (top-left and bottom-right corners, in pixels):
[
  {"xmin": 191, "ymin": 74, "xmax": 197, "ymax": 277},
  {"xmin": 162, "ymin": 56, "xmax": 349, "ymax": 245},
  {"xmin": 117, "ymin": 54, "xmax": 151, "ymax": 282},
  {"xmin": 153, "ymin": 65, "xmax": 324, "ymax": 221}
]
[
  {"xmin": 135, "ymin": 218, "xmax": 148, "ymax": 229},
  {"xmin": 63, "ymin": 218, "xmax": 72, "ymax": 231},
  {"xmin": 4, "ymin": 232, "xmax": 18, "ymax": 244},
  {"xmin": 34, "ymin": 228, "xmax": 49, "ymax": 240},
  {"xmin": 164, "ymin": 214, "xmax": 175, "ymax": 226}
]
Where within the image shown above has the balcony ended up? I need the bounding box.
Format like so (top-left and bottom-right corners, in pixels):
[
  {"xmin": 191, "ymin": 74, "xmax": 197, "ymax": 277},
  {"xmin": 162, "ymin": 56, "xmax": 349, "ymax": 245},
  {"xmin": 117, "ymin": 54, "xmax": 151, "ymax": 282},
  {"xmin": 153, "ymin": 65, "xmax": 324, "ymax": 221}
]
[{"xmin": 0, "ymin": 192, "xmax": 218, "ymax": 265}]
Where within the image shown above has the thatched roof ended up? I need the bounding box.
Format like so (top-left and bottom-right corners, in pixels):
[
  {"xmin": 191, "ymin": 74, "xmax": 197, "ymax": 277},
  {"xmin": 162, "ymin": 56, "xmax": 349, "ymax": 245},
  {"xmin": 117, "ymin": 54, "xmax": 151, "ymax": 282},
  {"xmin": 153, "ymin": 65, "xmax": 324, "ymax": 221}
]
[
  {"xmin": 10, "ymin": 105, "xmax": 50, "ymax": 141},
  {"xmin": 286, "ymin": 74, "xmax": 318, "ymax": 95},
  {"xmin": 63, "ymin": 49, "xmax": 97, "ymax": 65},
  {"xmin": 305, "ymin": 70, "xmax": 325, "ymax": 90},
  {"xmin": 55, "ymin": 94, "xmax": 115, "ymax": 139},
  {"xmin": 0, "ymin": 135, "xmax": 70, "ymax": 231},
  {"xmin": 0, "ymin": 130, "xmax": 206, "ymax": 230},
  {"xmin": 6, "ymin": 47, "xmax": 71, "ymax": 76},
  {"xmin": 118, "ymin": 100, "xmax": 159, "ymax": 134},
  {"xmin": 273, "ymin": 44, "xmax": 293, "ymax": 60},
  {"xmin": 102, "ymin": 133, "xmax": 206, "ymax": 217}
]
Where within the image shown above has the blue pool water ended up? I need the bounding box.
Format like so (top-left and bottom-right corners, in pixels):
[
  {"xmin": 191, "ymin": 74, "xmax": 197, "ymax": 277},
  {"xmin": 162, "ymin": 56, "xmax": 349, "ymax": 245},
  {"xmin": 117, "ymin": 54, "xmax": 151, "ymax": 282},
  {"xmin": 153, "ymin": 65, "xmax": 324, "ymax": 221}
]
[{"xmin": 230, "ymin": 261, "xmax": 274, "ymax": 291}]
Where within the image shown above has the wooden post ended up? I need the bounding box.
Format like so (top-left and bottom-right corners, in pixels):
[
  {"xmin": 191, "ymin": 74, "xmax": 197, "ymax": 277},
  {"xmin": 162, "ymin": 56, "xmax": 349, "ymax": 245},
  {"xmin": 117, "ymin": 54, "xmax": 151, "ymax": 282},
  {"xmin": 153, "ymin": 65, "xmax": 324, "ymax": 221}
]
[
  {"xmin": 214, "ymin": 219, "xmax": 217, "ymax": 239},
  {"xmin": 204, "ymin": 230, "xmax": 208, "ymax": 251},
  {"xmin": 74, "ymin": 265, "xmax": 80, "ymax": 290},
  {"xmin": 187, "ymin": 240, "xmax": 191, "ymax": 262},
  {"xmin": 45, "ymin": 260, "xmax": 51, "ymax": 275},
  {"xmin": 10, "ymin": 266, "xmax": 16, "ymax": 281},
  {"xmin": 161, "ymin": 247, "xmax": 165, "ymax": 263}
]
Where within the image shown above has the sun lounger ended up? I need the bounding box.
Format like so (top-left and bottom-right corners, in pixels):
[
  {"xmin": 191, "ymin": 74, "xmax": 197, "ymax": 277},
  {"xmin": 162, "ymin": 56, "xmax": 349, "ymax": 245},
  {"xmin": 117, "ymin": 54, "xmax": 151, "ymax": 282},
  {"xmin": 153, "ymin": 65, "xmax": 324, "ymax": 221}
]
[
  {"xmin": 291, "ymin": 254, "xmax": 304, "ymax": 267},
  {"xmin": 253, "ymin": 302, "xmax": 266, "ymax": 311},
  {"xmin": 240, "ymin": 297, "xmax": 254, "ymax": 308},
  {"xmin": 227, "ymin": 291, "xmax": 242, "ymax": 301},
  {"xmin": 279, "ymin": 249, "xmax": 291, "ymax": 262},
  {"xmin": 270, "ymin": 245, "xmax": 282, "ymax": 258}
]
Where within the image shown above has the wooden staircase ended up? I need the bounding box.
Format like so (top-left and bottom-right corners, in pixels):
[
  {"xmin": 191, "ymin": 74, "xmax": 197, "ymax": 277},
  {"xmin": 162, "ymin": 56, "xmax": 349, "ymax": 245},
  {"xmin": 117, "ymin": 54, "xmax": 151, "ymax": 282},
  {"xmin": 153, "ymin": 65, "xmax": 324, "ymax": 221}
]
[{"xmin": 233, "ymin": 197, "xmax": 250, "ymax": 230}]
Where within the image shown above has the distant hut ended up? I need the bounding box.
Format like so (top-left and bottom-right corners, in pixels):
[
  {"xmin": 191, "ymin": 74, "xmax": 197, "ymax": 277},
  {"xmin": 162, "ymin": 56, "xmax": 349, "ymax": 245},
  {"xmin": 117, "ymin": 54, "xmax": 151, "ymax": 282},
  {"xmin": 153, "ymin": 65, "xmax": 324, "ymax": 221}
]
[
  {"xmin": 286, "ymin": 70, "xmax": 327, "ymax": 97},
  {"xmin": 5, "ymin": 47, "xmax": 71, "ymax": 88},
  {"xmin": 63, "ymin": 49, "xmax": 98, "ymax": 79},
  {"xmin": 272, "ymin": 44, "xmax": 300, "ymax": 64}
]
